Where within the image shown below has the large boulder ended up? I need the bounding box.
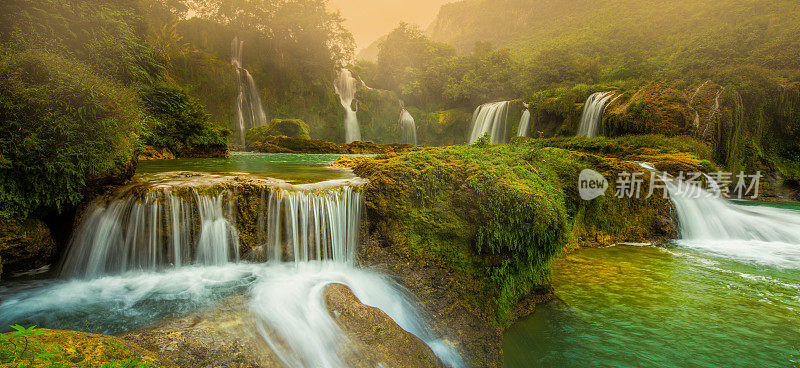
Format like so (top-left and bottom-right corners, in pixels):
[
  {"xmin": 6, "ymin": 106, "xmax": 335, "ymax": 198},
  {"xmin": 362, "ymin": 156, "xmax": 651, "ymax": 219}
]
[
  {"xmin": 246, "ymin": 119, "xmax": 312, "ymax": 144},
  {"xmin": 0, "ymin": 218, "xmax": 56, "ymax": 278},
  {"xmin": 604, "ymin": 82, "xmax": 694, "ymax": 136}
]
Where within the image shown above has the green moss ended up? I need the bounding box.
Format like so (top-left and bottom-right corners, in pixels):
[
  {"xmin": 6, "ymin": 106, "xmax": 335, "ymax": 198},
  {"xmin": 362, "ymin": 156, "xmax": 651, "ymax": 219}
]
[
  {"xmin": 345, "ymin": 136, "xmax": 704, "ymax": 324},
  {"xmin": 0, "ymin": 327, "xmax": 164, "ymax": 367}
]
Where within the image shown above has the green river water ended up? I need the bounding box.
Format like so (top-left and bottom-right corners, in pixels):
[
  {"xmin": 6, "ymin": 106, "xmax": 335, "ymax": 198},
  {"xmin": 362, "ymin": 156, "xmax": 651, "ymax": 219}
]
[
  {"xmin": 504, "ymin": 243, "xmax": 800, "ymax": 368},
  {"xmin": 136, "ymin": 152, "xmax": 358, "ymax": 183}
]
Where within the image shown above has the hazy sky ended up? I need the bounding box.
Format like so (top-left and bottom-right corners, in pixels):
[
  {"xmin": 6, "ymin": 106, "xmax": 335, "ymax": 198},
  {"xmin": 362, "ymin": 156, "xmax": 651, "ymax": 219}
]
[{"xmin": 328, "ymin": 0, "xmax": 453, "ymax": 50}]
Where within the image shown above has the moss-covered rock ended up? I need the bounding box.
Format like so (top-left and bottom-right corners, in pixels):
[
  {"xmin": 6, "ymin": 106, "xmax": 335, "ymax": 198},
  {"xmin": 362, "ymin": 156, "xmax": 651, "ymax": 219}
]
[
  {"xmin": 604, "ymin": 82, "xmax": 694, "ymax": 136},
  {"xmin": 0, "ymin": 328, "xmax": 168, "ymax": 367},
  {"xmin": 246, "ymin": 120, "xmax": 312, "ymax": 145},
  {"xmin": 246, "ymin": 135, "xmax": 414, "ymax": 155},
  {"xmin": 338, "ymin": 136, "xmax": 708, "ymax": 325},
  {"xmin": 0, "ymin": 218, "xmax": 56, "ymax": 278}
]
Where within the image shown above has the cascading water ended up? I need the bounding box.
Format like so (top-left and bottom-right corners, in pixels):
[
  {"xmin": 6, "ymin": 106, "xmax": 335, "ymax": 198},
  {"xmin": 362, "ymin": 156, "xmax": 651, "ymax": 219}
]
[
  {"xmin": 60, "ymin": 189, "xmax": 240, "ymax": 279},
  {"xmin": 232, "ymin": 37, "xmax": 268, "ymax": 146},
  {"xmin": 398, "ymin": 107, "xmax": 417, "ymax": 145},
  {"xmin": 644, "ymin": 164, "xmax": 800, "ymax": 268},
  {"xmin": 334, "ymin": 69, "xmax": 361, "ymax": 143},
  {"xmin": 577, "ymin": 92, "xmax": 616, "ymax": 138},
  {"xmin": 468, "ymin": 101, "xmax": 510, "ymax": 144},
  {"xmin": 247, "ymin": 185, "xmax": 464, "ymax": 367},
  {"xmin": 517, "ymin": 103, "xmax": 532, "ymax": 137},
  {"xmin": 257, "ymin": 186, "xmax": 362, "ymax": 263},
  {"xmin": 8, "ymin": 179, "xmax": 463, "ymax": 367}
]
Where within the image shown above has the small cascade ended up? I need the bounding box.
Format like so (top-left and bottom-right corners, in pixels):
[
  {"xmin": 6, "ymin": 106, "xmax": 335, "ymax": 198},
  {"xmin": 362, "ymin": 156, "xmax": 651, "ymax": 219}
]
[
  {"xmin": 398, "ymin": 107, "xmax": 417, "ymax": 145},
  {"xmin": 517, "ymin": 103, "xmax": 532, "ymax": 137},
  {"xmin": 577, "ymin": 92, "xmax": 615, "ymax": 138},
  {"xmin": 232, "ymin": 37, "xmax": 268, "ymax": 146},
  {"xmin": 644, "ymin": 164, "xmax": 800, "ymax": 268},
  {"xmin": 468, "ymin": 101, "xmax": 510, "ymax": 144},
  {"xmin": 256, "ymin": 186, "xmax": 362, "ymax": 264},
  {"xmin": 334, "ymin": 69, "xmax": 361, "ymax": 143},
  {"xmin": 60, "ymin": 189, "xmax": 240, "ymax": 279}
]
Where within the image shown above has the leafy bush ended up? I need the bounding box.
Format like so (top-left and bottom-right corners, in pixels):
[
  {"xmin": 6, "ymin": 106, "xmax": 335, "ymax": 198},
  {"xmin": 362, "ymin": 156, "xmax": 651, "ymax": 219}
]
[
  {"xmin": 139, "ymin": 82, "xmax": 229, "ymax": 157},
  {"xmin": 0, "ymin": 49, "xmax": 141, "ymax": 218}
]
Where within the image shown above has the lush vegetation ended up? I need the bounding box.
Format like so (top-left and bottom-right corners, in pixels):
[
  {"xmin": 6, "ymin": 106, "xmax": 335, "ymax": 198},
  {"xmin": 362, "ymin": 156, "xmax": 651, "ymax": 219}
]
[
  {"xmin": 344, "ymin": 135, "xmax": 707, "ymax": 324},
  {"xmin": 0, "ymin": 325, "xmax": 159, "ymax": 367}
]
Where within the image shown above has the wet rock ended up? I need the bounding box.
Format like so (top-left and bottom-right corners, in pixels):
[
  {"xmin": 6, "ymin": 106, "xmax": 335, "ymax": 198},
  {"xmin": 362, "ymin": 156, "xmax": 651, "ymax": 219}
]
[
  {"xmin": 138, "ymin": 146, "xmax": 176, "ymax": 161},
  {"xmin": 0, "ymin": 218, "xmax": 56, "ymax": 278},
  {"xmin": 324, "ymin": 283, "xmax": 443, "ymax": 368}
]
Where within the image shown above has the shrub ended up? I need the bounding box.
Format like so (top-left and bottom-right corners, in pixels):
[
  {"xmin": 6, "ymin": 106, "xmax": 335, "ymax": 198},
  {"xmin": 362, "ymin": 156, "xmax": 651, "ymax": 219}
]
[{"xmin": 139, "ymin": 82, "xmax": 229, "ymax": 157}]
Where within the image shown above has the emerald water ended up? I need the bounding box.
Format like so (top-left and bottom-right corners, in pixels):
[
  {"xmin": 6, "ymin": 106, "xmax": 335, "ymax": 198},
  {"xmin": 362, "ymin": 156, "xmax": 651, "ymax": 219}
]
[
  {"xmin": 504, "ymin": 244, "xmax": 800, "ymax": 368},
  {"xmin": 136, "ymin": 152, "xmax": 358, "ymax": 184}
]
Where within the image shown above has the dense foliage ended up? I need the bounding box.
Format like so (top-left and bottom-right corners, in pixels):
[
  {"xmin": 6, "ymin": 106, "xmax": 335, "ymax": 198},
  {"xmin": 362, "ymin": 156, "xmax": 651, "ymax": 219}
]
[{"xmin": 0, "ymin": 50, "xmax": 141, "ymax": 218}]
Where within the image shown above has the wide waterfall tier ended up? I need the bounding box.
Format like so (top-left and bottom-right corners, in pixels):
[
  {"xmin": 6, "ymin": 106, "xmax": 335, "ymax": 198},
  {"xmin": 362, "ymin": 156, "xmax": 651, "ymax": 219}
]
[
  {"xmin": 334, "ymin": 69, "xmax": 361, "ymax": 143},
  {"xmin": 468, "ymin": 101, "xmax": 510, "ymax": 144},
  {"xmin": 60, "ymin": 174, "xmax": 366, "ymax": 278},
  {"xmin": 398, "ymin": 108, "xmax": 417, "ymax": 145},
  {"xmin": 577, "ymin": 92, "xmax": 616, "ymax": 138},
  {"xmin": 643, "ymin": 164, "xmax": 800, "ymax": 268},
  {"xmin": 232, "ymin": 37, "xmax": 267, "ymax": 145}
]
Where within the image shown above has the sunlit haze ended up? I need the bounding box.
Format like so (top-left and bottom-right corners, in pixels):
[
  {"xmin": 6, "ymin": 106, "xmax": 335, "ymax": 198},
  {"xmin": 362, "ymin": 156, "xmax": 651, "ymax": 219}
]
[{"xmin": 328, "ymin": 0, "xmax": 453, "ymax": 50}]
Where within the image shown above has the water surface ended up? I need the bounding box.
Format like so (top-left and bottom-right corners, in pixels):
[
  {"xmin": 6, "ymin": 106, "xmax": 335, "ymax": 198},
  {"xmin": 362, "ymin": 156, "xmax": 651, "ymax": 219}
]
[
  {"xmin": 137, "ymin": 152, "xmax": 360, "ymax": 184},
  {"xmin": 504, "ymin": 244, "xmax": 800, "ymax": 368}
]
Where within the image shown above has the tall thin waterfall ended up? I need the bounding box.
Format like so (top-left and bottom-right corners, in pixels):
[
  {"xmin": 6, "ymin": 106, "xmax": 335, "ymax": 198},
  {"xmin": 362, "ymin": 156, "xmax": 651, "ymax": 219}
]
[
  {"xmin": 468, "ymin": 101, "xmax": 510, "ymax": 144},
  {"xmin": 398, "ymin": 108, "xmax": 417, "ymax": 145},
  {"xmin": 257, "ymin": 186, "xmax": 362, "ymax": 264},
  {"xmin": 577, "ymin": 92, "xmax": 615, "ymax": 138},
  {"xmin": 60, "ymin": 189, "xmax": 240, "ymax": 279},
  {"xmin": 645, "ymin": 164, "xmax": 800, "ymax": 268},
  {"xmin": 334, "ymin": 69, "xmax": 361, "ymax": 143},
  {"xmin": 517, "ymin": 103, "xmax": 532, "ymax": 137},
  {"xmin": 232, "ymin": 37, "xmax": 267, "ymax": 146}
]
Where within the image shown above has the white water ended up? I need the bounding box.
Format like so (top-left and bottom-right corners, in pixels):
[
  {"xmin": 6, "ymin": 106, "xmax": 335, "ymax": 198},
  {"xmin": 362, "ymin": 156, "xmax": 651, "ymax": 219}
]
[
  {"xmin": 644, "ymin": 164, "xmax": 800, "ymax": 268},
  {"xmin": 257, "ymin": 187, "xmax": 361, "ymax": 264},
  {"xmin": 399, "ymin": 108, "xmax": 417, "ymax": 145},
  {"xmin": 334, "ymin": 69, "xmax": 361, "ymax": 143},
  {"xmin": 232, "ymin": 37, "xmax": 268, "ymax": 146},
  {"xmin": 517, "ymin": 103, "xmax": 532, "ymax": 137},
  {"xmin": 468, "ymin": 101, "xmax": 510, "ymax": 144},
  {"xmin": 60, "ymin": 189, "xmax": 239, "ymax": 279},
  {"xmin": 577, "ymin": 92, "xmax": 615, "ymax": 138},
  {"xmin": 32, "ymin": 182, "xmax": 463, "ymax": 366}
]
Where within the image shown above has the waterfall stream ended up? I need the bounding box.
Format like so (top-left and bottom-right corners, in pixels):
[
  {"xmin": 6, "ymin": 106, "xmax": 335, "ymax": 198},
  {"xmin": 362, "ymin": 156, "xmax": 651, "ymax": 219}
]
[
  {"xmin": 577, "ymin": 92, "xmax": 615, "ymax": 138},
  {"xmin": 398, "ymin": 108, "xmax": 417, "ymax": 145},
  {"xmin": 468, "ymin": 101, "xmax": 510, "ymax": 144},
  {"xmin": 232, "ymin": 37, "xmax": 268, "ymax": 146},
  {"xmin": 334, "ymin": 69, "xmax": 361, "ymax": 143},
  {"xmin": 517, "ymin": 104, "xmax": 531, "ymax": 137}
]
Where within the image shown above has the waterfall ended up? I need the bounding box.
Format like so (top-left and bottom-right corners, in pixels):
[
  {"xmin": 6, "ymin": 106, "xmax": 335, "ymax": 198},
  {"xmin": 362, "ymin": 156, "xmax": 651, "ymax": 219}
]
[
  {"xmin": 577, "ymin": 92, "xmax": 615, "ymax": 138},
  {"xmin": 46, "ymin": 181, "xmax": 463, "ymax": 367},
  {"xmin": 60, "ymin": 189, "xmax": 240, "ymax": 279},
  {"xmin": 468, "ymin": 101, "xmax": 510, "ymax": 144},
  {"xmin": 644, "ymin": 164, "xmax": 800, "ymax": 268},
  {"xmin": 334, "ymin": 69, "xmax": 361, "ymax": 143},
  {"xmin": 517, "ymin": 103, "xmax": 532, "ymax": 137},
  {"xmin": 398, "ymin": 108, "xmax": 417, "ymax": 145},
  {"xmin": 257, "ymin": 186, "xmax": 362, "ymax": 264},
  {"xmin": 232, "ymin": 37, "xmax": 267, "ymax": 146}
]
